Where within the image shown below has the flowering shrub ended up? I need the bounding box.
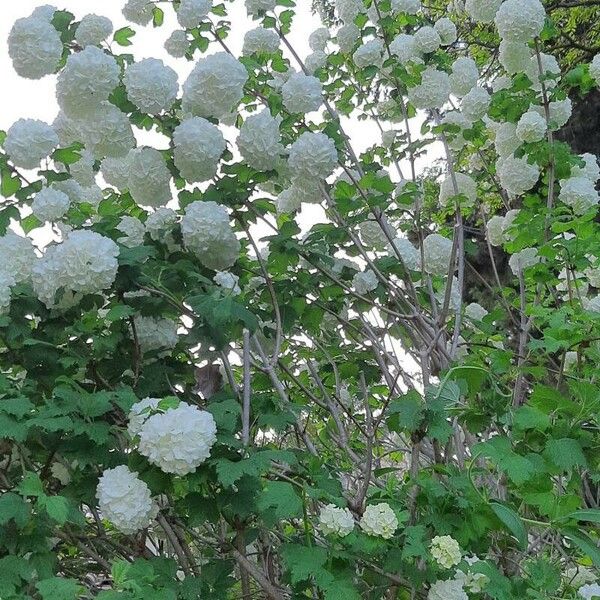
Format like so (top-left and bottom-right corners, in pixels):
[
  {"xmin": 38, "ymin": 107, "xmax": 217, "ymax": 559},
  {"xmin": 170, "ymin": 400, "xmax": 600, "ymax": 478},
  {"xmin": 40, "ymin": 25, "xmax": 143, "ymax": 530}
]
[{"xmin": 1, "ymin": 1, "xmax": 600, "ymax": 599}]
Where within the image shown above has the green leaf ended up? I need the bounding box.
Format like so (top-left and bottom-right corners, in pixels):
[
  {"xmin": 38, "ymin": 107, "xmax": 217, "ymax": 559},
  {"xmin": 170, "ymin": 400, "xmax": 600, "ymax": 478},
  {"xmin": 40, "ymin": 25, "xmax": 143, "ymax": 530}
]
[
  {"xmin": 257, "ymin": 481, "xmax": 302, "ymax": 520},
  {"xmin": 566, "ymin": 509, "xmax": 600, "ymax": 525},
  {"xmin": 562, "ymin": 528, "xmax": 600, "ymax": 567},
  {"xmin": 152, "ymin": 6, "xmax": 164, "ymax": 27},
  {"xmin": 42, "ymin": 496, "xmax": 70, "ymax": 525},
  {"xmin": 490, "ymin": 502, "xmax": 528, "ymax": 550},
  {"xmin": 1, "ymin": 171, "xmax": 21, "ymax": 198},
  {"xmin": 18, "ymin": 472, "xmax": 45, "ymax": 497},
  {"xmin": 280, "ymin": 544, "xmax": 330, "ymax": 586},
  {"xmin": 0, "ymin": 492, "xmax": 30, "ymax": 527},
  {"xmin": 544, "ymin": 438, "xmax": 587, "ymax": 471},
  {"xmin": 387, "ymin": 390, "xmax": 424, "ymax": 433},
  {"xmin": 114, "ymin": 26, "xmax": 136, "ymax": 46},
  {"xmin": 36, "ymin": 577, "xmax": 82, "ymax": 600},
  {"xmin": 52, "ymin": 145, "xmax": 82, "ymax": 165}
]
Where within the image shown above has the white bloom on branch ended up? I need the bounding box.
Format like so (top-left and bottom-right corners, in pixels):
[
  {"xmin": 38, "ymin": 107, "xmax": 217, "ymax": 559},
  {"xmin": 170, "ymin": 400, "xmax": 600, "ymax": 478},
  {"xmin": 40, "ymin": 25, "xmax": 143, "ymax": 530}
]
[
  {"xmin": 305, "ymin": 51, "xmax": 328, "ymax": 74},
  {"xmin": 318, "ymin": 504, "xmax": 354, "ymax": 537},
  {"xmin": 430, "ymin": 535, "xmax": 462, "ymax": 569},
  {"xmin": 122, "ymin": 0, "xmax": 155, "ymax": 25},
  {"xmin": 578, "ymin": 583, "xmax": 600, "ymax": 600},
  {"xmin": 408, "ymin": 67, "xmax": 450, "ymax": 110},
  {"xmin": 359, "ymin": 220, "xmax": 394, "ymax": 250},
  {"xmin": 391, "ymin": 0, "xmax": 421, "ymax": 15},
  {"xmin": 288, "ymin": 132, "xmax": 337, "ymax": 181},
  {"xmin": 509, "ymin": 247, "xmax": 539, "ymax": 275},
  {"xmin": 352, "ymin": 269, "xmax": 378, "ymax": 295},
  {"xmin": 499, "ymin": 40, "xmax": 531, "ymax": 75},
  {"xmin": 134, "ymin": 316, "xmax": 179, "ymax": 353},
  {"xmin": 336, "ymin": 0, "xmax": 363, "ymax": 24},
  {"xmin": 497, "ymin": 156, "xmax": 540, "ymax": 196},
  {"xmin": 360, "ymin": 503, "xmax": 398, "ymax": 539},
  {"xmin": 337, "ymin": 23, "xmax": 361, "ymax": 54},
  {"xmin": 66, "ymin": 150, "xmax": 96, "ymax": 187},
  {"xmin": 590, "ymin": 55, "xmax": 600, "ymax": 87},
  {"xmin": 423, "ymin": 233, "xmax": 454, "ymax": 276},
  {"xmin": 237, "ymin": 110, "xmax": 283, "ymax": 171},
  {"xmin": 128, "ymin": 397, "xmax": 161, "ymax": 438},
  {"xmin": 0, "ymin": 232, "xmax": 35, "ymax": 285},
  {"xmin": 101, "ymin": 156, "xmax": 131, "ymax": 191},
  {"xmin": 413, "ymin": 26, "xmax": 442, "ymax": 54},
  {"xmin": 428, "ymin": 579, "xmax": 468, "ymax": 600},
  {"xmin": 449, "ymin": 57, "xmax": 479, "ymax": 97},
  {"xmin": 0, "ymin": 272, "xmax": 15, "ymax": 315},
  {"xmin": 124, "ymin": 58, "xmax": 179, "ymax": 115},
  {"xmin": 282, "ymin": 73, "xmax": 323, "ymax": 114},
  {"xmin": 464, "ymin": 0, "xmax": 502, "ymax": 23},
  {"xmin": 559, "ymin": 177, "xmax": 600, "ymax": 215},
  {"xmin": 434, "ymin": 18, "xmax": 457, "ymax": 46},
  {"xmin": 75, "ymin": 14, "xmax": 113, "ymax": 47},
  {"xmin": 494, "ymin": 122, "xmax": 520, "ymax": 158},
  {"xmin": 389, "ymin": 34, "xmax": 422, "ymax": 65},
  {"xmin": 245, "ymin": 0, "xmax": 276, "ymax": 15},
  {"xmin": 516, "ymin": 110, "xmax": 547, "ymax": 143},
  {"xmin": 127, "ymin": 148, "xmax": 172, "ymax": 207},
  {"xmin": 353, "ymin": 39, "xmax": 384, "ymax": 68},
  {"xmin": 439, "ymin": 173, "xmax": 477, "ymax": 207},
  {"xmin": 309, "ymin": 27, "xmax": 330, "ymax": 52},
  {"xmin": 117, "ymin": 216, "xmax": 145, "ymax": 248},
  {"xmin": 165, "ymin": 30, "xmax": 189, "ymax": 58},
  {"xmin": 465, "ymin": 302, "xmax": 488, "ymax": 321},
  {"xmin": 4, "ymin": 118, "xmax": 58, "ymax": 169},
  {"xmin": 525, "ymin": 53, "xmax": 561, "ymax": 91},
  {"xmin": 486, "ymin": 215, "xmax": 506, "ymax": 247},
  {"xmin": 146, "ymin": 207, "xmax": 178, "ymax": 243},
  {"xmin": 30, "ymin": 5, "xmax": 57, "ymax": 22},
  {"xmin": 243, "ymin": 27, "xmax": 280, "ymax": 55},
  {"xmin": 177, "ymin": 0, "xmax": 212, "ymax": 28},
  {"xmin": 461, "ymin": 86, "xmax": 490, "ymax": 122},
  {"xmin": 32, "ymin": 188, "xmax": 70, "ymax": 223},
  {"xmin": 494, "ymin": 0, "xmax": 546, "ymax": 43},
  {"xmin": 572, "ymin": 153, "xmax": 600, "ymax": 182},
  {"xmin": 214, "ymin": 271, "xmax": 241, "ymax": 295},
  {"xmin": 390, "ymin": 237, "xmax": 421, "ymax": 271},
  {"xmin": 96, "ymin": 465, "xmax": 157, "ymax": 534}
]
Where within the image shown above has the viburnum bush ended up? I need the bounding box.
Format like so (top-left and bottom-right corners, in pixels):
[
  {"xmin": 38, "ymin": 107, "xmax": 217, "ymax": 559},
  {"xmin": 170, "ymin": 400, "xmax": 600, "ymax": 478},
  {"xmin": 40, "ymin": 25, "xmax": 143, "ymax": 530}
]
[{"xmin": 1, "ymin": 0, "xmax": 600, "ymax": 598}]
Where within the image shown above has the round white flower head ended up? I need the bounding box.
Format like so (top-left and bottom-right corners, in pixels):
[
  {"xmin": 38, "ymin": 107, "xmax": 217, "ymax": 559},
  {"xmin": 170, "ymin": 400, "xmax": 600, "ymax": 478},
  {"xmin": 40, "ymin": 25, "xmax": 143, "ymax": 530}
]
[
  {"xmin": 134, "ymin": 316, "xmax": 179, "ymax": 353},
  {"xmin": 165, "ymin": 30, "xmax": 189, "ymax": 58},
  {"xmin": 584, "ymin": 294, "xmax": 600, "ymax": 313},
  {"xmin": 428, "ymin": 579, "xmax": 468, "ymax": 600},
  {"xmin": 243, "ymin": 27, "xmax": 280, "ymax": 55},
  {"xmin": 182, "ymin": 52, "xmax": 248, "ymax": 119},
  {"xmin": 0, "ymin": 232, "xmax": 35, "ymax": 285},
  {"xmin": 56, "ymin": 47, "xmax": 120, "ymax": 118},
  {"xmin": 4, "ymin": 118, "xmax": 58, "ymax": 169},
  {"xmin": 461, "ymin": 86, "xmax": 490, "ymax": 122},
  {"xmin": 442, "ymin": 111, "xmax": 471, "ymax": 151},
  {"xmin": 0, "ymin": 272, "xmax": 15, "ymax": 314},
  {"xmin": 423, "ymin": 233, "xmax": 454, "ymax": 276},
  {"xmin": 96, "ymin": 465, "xmax": 157, "ymax": 534},
  {"xmin": 465, "ymin": 0, "xmax": 502, "ymax": 23},
  {"xmin": 31, "ymin": 5, "xmax": 57, "ymax": 22},
  {"xmin": 177, "ymin": 0, "xmax": 211, "ymax": 28},
  {"xmin": 499, "ymin": 40, "xmax": 531, "ymax": 74},
  {"xmin": 75, "ymin": 14, "xmax": 113, "ymax": 47},
  {"xmin": 590, "ymin": 55, "xmax": 600, "ymax": 86},
  {"xmin": 360, "ymin": 503, "xmax": 398, "ymax": 539},
  {"xmin": 465, "ymin": 302, "xmax": 488, "ymax": 321},
  {"xmin": 390, "ymin": 34, "xmax": 422, "ymax": 65},
  {"xmin": 559, "ymin": 177, "xmax": 600, "ymax": 214},
  {"xmin": 237, "ymin": 110, "xmax": 283, "ymax": 171},
  {"xmin": 181, "ymin": 201, "xmax": 240, "ymax": 271},
  {"xmin": 572, "ymin": 153, "xmax": 600, "ymax": 182},
  {"xmin": 579, "ymin": 583, "xmax": 600, "ymax": 600},
  {"xmin": 435, "ymin": 18, "xmax": 458, "ymax": 46},
  {"xmin": 282, "ymin": 73, "xmax": 323, "ymax": 114},
  {"xmin": 516, "ymin": 110, "xmax": 547, "ymax": 143},
  {"xmin": 359, "ymin": 220, "xmax": 394, "ymax": 250},
  {"xmin": 245, "ymin": 0, "xmax": 276, "ymax": 14},
  {"xmin": 173, "ymin": 117, "xmax": 226, "ymax": 183},
  {"xmin": 449, "ymin": 57, "xmax": 479, "ymax": 97},
  {"xmin": 122, "ymin": 0, "xmax": 155, "ymax": 25},
  {"xmin": 390, "ymin": 237, "xmax": 421, "ymax": 271},
  {"xmin": 276, "ymin": 188, "xmax": 302, "ymax": 214},
  {"xmin": 319, "ymin": 504, "xmax": 355, "ymax": 537},
  {"xmin": 414, "ymin": 26, "xmax": 442, "ymax": 54},
  {"xmin": 353, "ymin": 39, "xmax": 384, "ymax": 68},
  {"xmin": 492, "ymin": 75, "xmax": 512, "ymax": 92},
  {"xmin": 486, "ymin": 215, "xmax": 506, "ymax": 246},
  {"xmin": 117, "ymin": 216, "xmax": 145, "ymax": 248},
  {"xmin": 547, "ymin": 98, "xmax": 573, "ymax": 129},
  {"xmin": 288, "ymin": 132, "xmax": 337, "ymax": 181},
  {"xmin": 146, "ymin": 207, "xmax": 178, "ymax": 243},
  {"xmin": 525, "ymin": 53, "xmax": 561, "ymax": 91},
  {"xmin": 65, "ymin": 150, "xmax": 96, "ymax": 187},
  {"xmin": 305, "ymin": 51, "xmax": 328, "ymax": 74},
  {"xmin": 8, "ymin": 15, "xmax": 62, "ymax": 79},
  {"xmin": 509, "ymin": 247, "xmax": 539, "ymax": 275},
  {"xmin": 392, "ymin": 0, "xmax": 421, "ymax": 14},
  {"xmin": 337, "ymin": 23, "xmax": 361, "ymax": 54},
  {"xmin": 101, "ymin": 156, "xmax": 131, "ymax": 190},
  {"xmin": 214, "ymin": 271, "xmax": 241, "ymax": 295},
  {"xmin": 124, "ymin": 58, "xmax": 178, "ymax": 114},
  {"xmin": 128, "ymin": 397, "xmax": 161, "ymax": 438},
  {"xmin": 557, "ymin": 269, "xmax": 588, "ymax": 300},
  {"xmin": 439, "ymin": 172, "xmax": 477, "ymax": 207},
  {"xmin": 32, "ymin": 187, "xmax": 70, "ymax": 222},
  {"xmin": 430, "ymin": 535, "xmax": 462, "ymax": 569},
  {"xmin": 408, "ymin": 68, "xmax": 450, "ymax": 110},
  {"xmin": 454, "ymin": 556, "xmax": 489, "ymax": 593},
  {"xmin": 497, "ymin": 156, "xmax": 540, "ymax": 196},
  {"xmin": 495, "ymin": 0, "xmax": 546, "ymax": 42},
  {"xmin": 309, "ymin": 27, "xmax": 330, "ymax": 52},
  {"xmin": 353, "ymin": 270, "xmax": 378, "ymax": 295},
  {"xmin": 494, "ymin": 122, "xmax": 520, "ymax": 158},
  {"xmin": 137, "ymin": 402, "xmax": 217, "ymax": 475},
  {"xmin": 127, "ymin": 148, "xmax": 172, "ymax": 207},
  {"xmin": 336, "ymin": 0, "xmax": 363, "ymax": 23}
]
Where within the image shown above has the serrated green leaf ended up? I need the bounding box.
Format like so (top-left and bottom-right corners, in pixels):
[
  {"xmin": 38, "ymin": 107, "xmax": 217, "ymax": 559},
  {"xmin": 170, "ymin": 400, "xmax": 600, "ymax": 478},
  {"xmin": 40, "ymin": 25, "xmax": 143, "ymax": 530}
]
[
  {"xmin": 114, "ymin": 26, "xmax": 136, "ymax": 46},
  {"xmin": 490, "ymin": 502, "xmax": 528, "ymax": 550}
]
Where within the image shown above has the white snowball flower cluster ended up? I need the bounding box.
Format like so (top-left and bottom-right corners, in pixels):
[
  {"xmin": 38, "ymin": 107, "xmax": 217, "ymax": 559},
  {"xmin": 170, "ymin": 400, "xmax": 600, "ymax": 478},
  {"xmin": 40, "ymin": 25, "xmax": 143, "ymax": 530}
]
[
  {"xmin": 559, "ymin": 177, "xmax": 600, "ymax": 214},
  {"xmin": 392, "ymin": 0, "xmax": 421, "ymax": 14},
  {"xmin": 4, "ymin": 118, "xmax": 59, "ymax": 169},
  {"xmin": 65, "ymin": 150, "xmax": 96, "ymax": 186},
  {"xmin": 442, "ymin": 111, "xmax": 471, "ymax": 151},
  {"xmin": 487, "ymin": 211, "xmax": 521, "ymax": 247},
  {"xmin": 359, "ymin": 503, "xmax": 398, "ymax": 539},
  {"xmin": 173, "ymin": 117, "xmax": 226, "ymax": 183},
  {"xmin": 464, "ymin": 0, "xmax": 502, "ymax": 23},
  {"xmin": 318, "ymin": 504, "xmax": 355, "ymax": 537},
  {"xmin": 495, "ymin": 0, "xmax": 546, "ymax": 42},
  {"xmin": 309, "ymin": 28, "xmax": 329, "ymax": 52},
  {"xmin": 214, "ymin": 271, "xmax": 241, "ymax": 295},
  {"xmin": 516, "ymin": 110, "xmax": 547, "ymax": 143},
  {"xmin": 430, "ymin": 535, "xmax": 462, "ymax": 569},
  {"xmin": 182, "ymin": 52, "xmax": 249, "ymax": 119},
  {"xmin": 243, "ymin": 27, "xmax": 280, "ymax": 55},
  {"xmin": 101, "ymin": 156, "xmax": 131, "ymax": 190},
  {"xmin": 127, "ymin": 148, "xmax": 172, "ymax": 207},
  {"xmin": 75, "ymin": 14, "xmax": 113, "ymax": 47},
  {"xmin": 30, "ymin": 5, "xmax": 57, "ymax": 22},
  {"xmin": 449, "ymin": 57, "xmax": 479, "ymax": 97},
  {"xmin": 579, "ymin": 583, "xmax": 600, "ymax": 600},
  {"xmin": 0, "ymin": 233, "xmax": 36, "ymax": 284},
  {"xmin": 414, "ymin": 26, "xmax": 442, "ymax": 54},
  {"xmin": 390, "ymin": 34, "xmax": 422, "ymax": 65},
  {"xmin": 124, "ymin": 58, "xmax": 178, "ymax": 114},
  {"xmin": 245, "ymin": 0, "xmax": 276, "ymax": 14},
  {"xmin": 117, "ymin": 216, "xmax": 145, "ymax": 248},
  {"xmin": 546, "ymin": 98, "xmax": 573, "ymax": 129},
  {"xmin": 56, "ymin": 47, "xmax": 119, "ymax": 118},
  {"xmin": 32, "ymin": 188, "xmax": 70, "ymax": 222},
  {"xmin": 137, "ymin": 402, "xmax": 217, "ymax": 475},
  {"xmin": 435, "ymin": 18, "xmax": 457, "ymax": 46},
  {"xmin": 237, "ymin": 110, "xmax": 283, "ymax": 171},
  {"xmin": 590, "ymin": 55, "xmax": 600, "ymax": 87},
  {"xmin": 572, "ymin": 153, "xmax": 600, "ymax": 182},
  {"xmin": 8, "ymin": 12, "xmax": 62, "ymax": 79},
  {"xmin": 282, "ymin": 73, "xmax": 323, "ymax": 114},
  {"xmin": 181, "ymin": 201, "xmax": 240, "ymax": 271},
  {"xmin": 336, "ymin": 0, "xmax": 363, "ymax": 23},
  {"xmin": 177, "ymin": 0, "xmax": 211, "ymax": 28},
  {"xmin": 96, "ymin": 465, "xmax": 157, "ymax": 534},
  {"xmin": 353, "ymin": 39, "xmax": 384, "ymax": 68},
  {"xmin": 423, "ymin": 233, "xmax": 454, "ymax": 276},
  {"xmin": 146, "ymin": 207, "xmax": 178, "ymax": 243},
  {"xmin": 165, "ymin": 30, "xmax": 189, "ymax": 58},
  {"xmin": 122, "ymin": 0, "xmax": 155, "ymax": 26},
  {"xmin": 288, "ymin": 132, "xmax": 337, "ymax": 181},
  {"xmin": 408, "ymin": 68, "xmax": 450, "ymax": 110},
  {"xmin": 337, "ymin": 23, "xmax": 361, "ymax": 54},
  {"xmin": 391, "ymin": 237, "xmax": 421, "ymax": 271},
  {"xmin": 494, "ymin": 122, "xmax": 520, "ymax": 158},
  {"xmin": 31, "ymin": 230, "xmax": 119, "ymax": 307},
  {"xmin": 353, "ymin": 270, "xmax": 378, "ymax": 295},
  {"xmin": 134, "ymin": 316, "xmax": 179, "ymax": 353},
  {"xmin": 465, "ymin": 302, "xmax": 488, "ymax": 321},
  {"xmin": 428, "ymin": 579, "xmax": 468, "ymax": 600},
  {"xmin": 0, "ymin": 272, "xmax": 15, "ymax": 314},
  {"xmin": 461, "ymin": 86, "xmax": 490, "ymax": 122},
  {"xmin": 439, "ymin": 173, "xmax": 477, "ymax": 207},
  {"xmin": 499, "ymin": 40, "xmax": 531, "ymax": 74},
  {"xmin": 305, "ymin": 51, "xmax": 328, "ymax": 74},
  {"xmin": 497, "ymin": 156, "xmax": 540, "ymax": 196},
  {"xmin": 359, "ymin": 220, "xmax": 393, "ymax": 250},
  {"xmin": 526, "ymin": 53, "xmax": 560, "ymax": 91},
  {"xmin": 454, "ymin": 557, "xmax": 489, "ymax": 593},
  {"xmin": 127, "ymin": 397, "xmax": 161, "ymax": 438},
  {"xmin": 509, "ymin": 247, "xmax": 539, "ymax": 275}
]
